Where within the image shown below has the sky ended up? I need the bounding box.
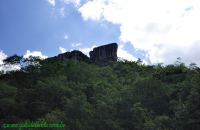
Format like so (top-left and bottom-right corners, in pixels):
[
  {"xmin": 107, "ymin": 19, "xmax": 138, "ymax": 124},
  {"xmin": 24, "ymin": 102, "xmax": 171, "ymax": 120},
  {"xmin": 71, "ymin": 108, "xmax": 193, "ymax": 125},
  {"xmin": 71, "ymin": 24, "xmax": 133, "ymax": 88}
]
[{"xmin": 1, "ymin": 0, "xmax": 200, "ymax": 70}]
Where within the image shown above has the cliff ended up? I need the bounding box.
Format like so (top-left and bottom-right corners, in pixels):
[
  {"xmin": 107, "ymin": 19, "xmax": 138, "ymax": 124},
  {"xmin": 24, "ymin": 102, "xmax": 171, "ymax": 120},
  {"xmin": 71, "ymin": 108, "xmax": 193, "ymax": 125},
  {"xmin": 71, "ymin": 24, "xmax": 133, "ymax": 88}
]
[
  {"xmin": 89, "ymin": 43, "xmax": 118, "ymax": 64},
  {"xmin": 49, "ymin": 43, "xmax": 118, "ymax": 65}
]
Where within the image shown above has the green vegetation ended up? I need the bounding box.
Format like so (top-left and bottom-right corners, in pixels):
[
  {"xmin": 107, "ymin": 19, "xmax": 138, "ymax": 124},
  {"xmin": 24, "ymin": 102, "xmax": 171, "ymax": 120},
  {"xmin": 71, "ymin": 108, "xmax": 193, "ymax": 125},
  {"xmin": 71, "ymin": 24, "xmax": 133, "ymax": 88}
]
[{"xmin": 0, "ymin": 55, "xmax": 200, "ymax": 130}]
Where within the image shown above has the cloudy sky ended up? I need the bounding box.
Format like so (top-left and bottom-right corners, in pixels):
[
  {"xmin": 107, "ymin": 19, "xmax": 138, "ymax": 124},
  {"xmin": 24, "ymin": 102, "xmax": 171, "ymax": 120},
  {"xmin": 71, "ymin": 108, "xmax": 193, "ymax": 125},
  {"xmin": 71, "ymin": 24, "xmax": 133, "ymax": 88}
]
[{"xmin": 1, "ymin": 0, "xmax": 200, "ymax": 67}]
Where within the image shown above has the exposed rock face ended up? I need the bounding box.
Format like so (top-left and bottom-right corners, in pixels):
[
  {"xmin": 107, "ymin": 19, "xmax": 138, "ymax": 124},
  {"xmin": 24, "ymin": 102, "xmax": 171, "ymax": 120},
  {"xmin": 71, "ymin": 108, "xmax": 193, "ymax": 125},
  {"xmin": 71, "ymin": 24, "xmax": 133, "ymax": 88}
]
[
  {"xmin": 47, "ymin": 43, "xmax": 118, "ymax": 65},
  {"xmin": 89, "ymin": 43, "xmax": 118, "ymax": 64},
  {"xmin": 57, "ymin": 50, "xmax": 89, "ymax": 62}
]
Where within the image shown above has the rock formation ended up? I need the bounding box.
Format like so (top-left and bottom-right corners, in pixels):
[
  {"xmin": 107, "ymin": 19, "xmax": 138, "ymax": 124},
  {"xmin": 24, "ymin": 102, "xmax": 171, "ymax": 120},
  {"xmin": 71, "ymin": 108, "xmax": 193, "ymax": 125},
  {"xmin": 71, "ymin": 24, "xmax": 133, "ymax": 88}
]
[
  {"xmin": 49, "ymin": 43, "xmax": 118, "ymax": 65},
  {"xmin": 57, "ymin": 50, "xmax": 89, "ymax": 62},
  {"xmin": 89, "ymin": 43, "xmax": 118, "ymax": 64}
]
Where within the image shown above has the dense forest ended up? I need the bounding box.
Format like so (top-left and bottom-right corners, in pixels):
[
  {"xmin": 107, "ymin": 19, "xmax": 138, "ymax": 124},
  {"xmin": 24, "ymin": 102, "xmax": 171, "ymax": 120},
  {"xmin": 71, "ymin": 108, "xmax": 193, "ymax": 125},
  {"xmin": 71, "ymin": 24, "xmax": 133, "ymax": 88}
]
[{"xmin": 0, "ymin": 54, "xmax": 200, "ymax": 130}]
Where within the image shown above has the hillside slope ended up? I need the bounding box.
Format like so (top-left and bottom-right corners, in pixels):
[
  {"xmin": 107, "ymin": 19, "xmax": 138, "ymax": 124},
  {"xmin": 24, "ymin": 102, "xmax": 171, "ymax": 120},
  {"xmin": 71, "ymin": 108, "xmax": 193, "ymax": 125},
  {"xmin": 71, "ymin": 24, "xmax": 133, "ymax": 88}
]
[{"xmin": 0, "ymin": 55, "xmax": 200, "ymax": 130}]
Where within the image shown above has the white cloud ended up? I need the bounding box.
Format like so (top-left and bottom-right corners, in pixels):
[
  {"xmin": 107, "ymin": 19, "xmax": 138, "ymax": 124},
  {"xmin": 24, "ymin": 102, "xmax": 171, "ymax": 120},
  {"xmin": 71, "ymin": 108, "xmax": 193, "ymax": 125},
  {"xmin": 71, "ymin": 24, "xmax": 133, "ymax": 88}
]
[
  {"xmin": 79, "ymin": 0, "xmax": 200, "ymax": 65},
  {"xmin": 24, "ymin": 50, "xmax": 48, "ymax": 59},
  {"xmin": 64, "ymin": 34, "xmax": 68, "ymax": 39},
  {"xmin": 0, "ymin": 51, "xmax": 20, "ymax": 72},
  {"xmin": 62, "ymin": 0, "xmax": 81, "ymax": 7},
  {"xmin": 72, "ymin": 43, "xmax": 82, "ymax": 47},
  {"xmin": 60, "ymin": 7, "xmax": 65, "ymax": 17},
  {"xmin": 59, "ymin": 47, "xmax": 67, "ymax": 53},
  {"xmin": 1, "ymin": 64, "xmax": 21, "ymax": 72},
  {"xmin": 47, "ymin": 0, "xmax": 56, "ymax": 7},
  {"xmin": 117, "ymin": 44, "xmax": 137, "ymax": 61},
  {"xmin": 48, "ymin": 0, "xmax": 81, "ymax": 7},
  {"xmin": 79, "ymin": 0, "xmax": 104, "ymax": 20},
  {"xmin": 79, "ymin": 45, "xmax": 97, "ymax": 56},
  {"xmin": 0, "ymin": 51, "xmax": 7, "ymax": 65}
]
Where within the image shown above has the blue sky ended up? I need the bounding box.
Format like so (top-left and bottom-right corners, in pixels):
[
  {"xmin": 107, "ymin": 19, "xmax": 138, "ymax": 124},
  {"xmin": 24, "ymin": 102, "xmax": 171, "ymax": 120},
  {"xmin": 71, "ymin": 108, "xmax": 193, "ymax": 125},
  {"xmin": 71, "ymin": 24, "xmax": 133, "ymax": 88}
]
[
  {"xmin": 0, "ymin": 0, "xmax": 120, "ymax": 56},
  {"xmin": 1, "ymin": 0, "xmax": 200, "ymax": 67}
]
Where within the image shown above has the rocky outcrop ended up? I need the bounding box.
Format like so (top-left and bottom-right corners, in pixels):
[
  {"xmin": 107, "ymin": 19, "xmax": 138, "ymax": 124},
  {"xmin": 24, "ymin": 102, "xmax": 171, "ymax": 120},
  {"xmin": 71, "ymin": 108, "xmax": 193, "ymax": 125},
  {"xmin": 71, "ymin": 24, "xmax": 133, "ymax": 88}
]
[
  {"xmin": 57, "ymin": 50, "xmax": 90, "ymax": 62},
  {"xmin": 89, "ymin": 43, "xmax": 118, "ymax": 64},
  {"xmin": 48, "ymin": 43, "xmax": 118, "ymax": 65}
]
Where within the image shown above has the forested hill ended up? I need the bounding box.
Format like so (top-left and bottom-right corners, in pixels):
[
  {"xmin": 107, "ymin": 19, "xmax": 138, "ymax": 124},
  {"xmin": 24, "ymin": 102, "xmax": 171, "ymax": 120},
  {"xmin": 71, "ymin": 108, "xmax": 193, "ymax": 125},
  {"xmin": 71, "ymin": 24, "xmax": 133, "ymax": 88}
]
[{"xmin": 0, "ymin": 54, "xmax": 200, "ymax": 130}]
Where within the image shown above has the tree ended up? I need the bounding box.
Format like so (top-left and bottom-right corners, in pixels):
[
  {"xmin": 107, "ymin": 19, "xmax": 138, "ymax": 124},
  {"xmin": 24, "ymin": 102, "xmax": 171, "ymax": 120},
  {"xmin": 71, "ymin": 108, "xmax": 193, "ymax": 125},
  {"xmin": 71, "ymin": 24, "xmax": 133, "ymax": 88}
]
[
  {"xmin": 3, "ymin": 55, "xmax": 22, "ymax": 65},
  {"xmin": 0, "ymin": 82, "xmax": 17, "ymax": 122}
]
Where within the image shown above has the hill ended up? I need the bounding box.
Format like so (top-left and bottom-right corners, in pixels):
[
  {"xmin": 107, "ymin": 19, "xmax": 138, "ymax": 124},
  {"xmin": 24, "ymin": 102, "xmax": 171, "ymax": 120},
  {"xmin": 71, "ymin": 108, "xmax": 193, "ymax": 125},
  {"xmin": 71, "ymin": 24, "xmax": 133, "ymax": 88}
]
[{"xmin": 0, "ymin": 46, "xmax": 200, "ymax": 130}]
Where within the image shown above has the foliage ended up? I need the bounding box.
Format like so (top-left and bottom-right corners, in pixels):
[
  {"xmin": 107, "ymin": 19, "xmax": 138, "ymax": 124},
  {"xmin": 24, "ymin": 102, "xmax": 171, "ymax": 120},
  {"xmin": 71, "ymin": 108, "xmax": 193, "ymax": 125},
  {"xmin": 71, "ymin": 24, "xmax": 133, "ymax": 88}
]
[{"xmin": 0, "ymin": 55, "xmax": 200, "ymax": 130}]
